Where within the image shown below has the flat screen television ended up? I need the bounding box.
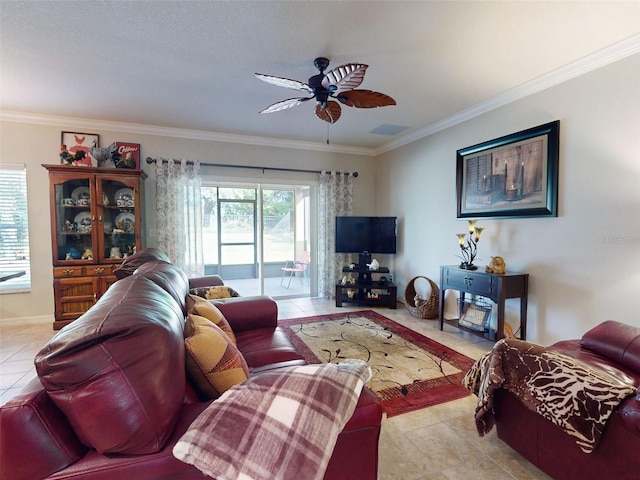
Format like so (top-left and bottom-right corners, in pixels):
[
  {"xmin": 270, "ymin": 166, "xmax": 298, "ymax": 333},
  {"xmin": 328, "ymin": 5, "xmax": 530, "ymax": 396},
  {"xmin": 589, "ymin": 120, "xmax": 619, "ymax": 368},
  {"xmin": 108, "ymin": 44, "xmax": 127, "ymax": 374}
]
[{"xmin": 335, "ymin": 216, "xmax": 397, "ymax": 254}]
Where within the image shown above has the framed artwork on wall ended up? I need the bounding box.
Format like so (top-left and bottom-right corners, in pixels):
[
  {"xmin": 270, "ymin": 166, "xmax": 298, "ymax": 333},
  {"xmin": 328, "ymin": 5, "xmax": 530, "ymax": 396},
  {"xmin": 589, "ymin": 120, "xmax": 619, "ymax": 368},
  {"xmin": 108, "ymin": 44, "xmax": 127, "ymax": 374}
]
[
  {"xmin": 61, "ymin": 131, "xmax": 100, "ymax": 167},
  {"xmin": 456, "ymin": 120, "xmax": 559, "ymax": 219}
]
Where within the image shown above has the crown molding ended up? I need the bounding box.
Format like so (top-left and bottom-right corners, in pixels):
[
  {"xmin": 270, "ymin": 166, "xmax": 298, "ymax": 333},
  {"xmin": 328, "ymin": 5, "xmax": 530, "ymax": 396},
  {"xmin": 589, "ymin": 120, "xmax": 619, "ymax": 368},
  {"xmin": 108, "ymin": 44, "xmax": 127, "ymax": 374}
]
[
  {"xmin": 0, "ymin": 111, "xmax": 376, "ymax": 157},
  {"xmin": 3, "ymin": 34, "xmax": 637, "ymax": 159},
  {"xmin": 376, "ymin": 33, "xmax": 640, "ymax": 155}
]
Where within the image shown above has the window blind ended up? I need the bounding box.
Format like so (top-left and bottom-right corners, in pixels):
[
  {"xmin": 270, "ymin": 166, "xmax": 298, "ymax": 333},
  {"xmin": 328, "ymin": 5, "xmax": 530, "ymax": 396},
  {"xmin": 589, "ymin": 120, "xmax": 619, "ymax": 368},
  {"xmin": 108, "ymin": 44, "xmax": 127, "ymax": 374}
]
[{"xmin": 0, "ymin": 164, "xmax": 31, "ymax": 293}]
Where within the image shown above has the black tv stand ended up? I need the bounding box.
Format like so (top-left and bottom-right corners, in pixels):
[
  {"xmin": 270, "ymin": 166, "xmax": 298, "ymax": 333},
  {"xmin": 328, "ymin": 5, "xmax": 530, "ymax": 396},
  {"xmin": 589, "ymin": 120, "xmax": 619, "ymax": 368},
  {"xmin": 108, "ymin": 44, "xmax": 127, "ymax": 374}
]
[{"xmin": 335, "ymin": 266, "xmax": 397, "ymax": 309}]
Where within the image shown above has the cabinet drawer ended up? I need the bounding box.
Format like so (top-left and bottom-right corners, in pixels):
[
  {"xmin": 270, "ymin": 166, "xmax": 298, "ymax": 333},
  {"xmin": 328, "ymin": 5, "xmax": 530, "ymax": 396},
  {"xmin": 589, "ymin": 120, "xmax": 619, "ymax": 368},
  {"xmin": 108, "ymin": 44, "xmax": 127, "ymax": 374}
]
[
  {"xmin": 444, "ymin": 268, "xmax": 494, "ymax": 296},
  {"xmin": 54, "ymin": 266, "xmax": 84, "ymax": 278},
  {"xmin": 86, "ymin": 265, "xmax": 113, "ymax": 276},
  {"xmin": 54, "ymin": 265, "xmax": 113, "ymax": 278}
]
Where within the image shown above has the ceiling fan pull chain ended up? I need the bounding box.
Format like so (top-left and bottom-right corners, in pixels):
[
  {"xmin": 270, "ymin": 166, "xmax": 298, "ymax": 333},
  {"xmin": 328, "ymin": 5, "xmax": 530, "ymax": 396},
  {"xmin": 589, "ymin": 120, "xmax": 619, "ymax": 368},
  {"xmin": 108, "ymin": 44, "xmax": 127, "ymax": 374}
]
[{"xmin": 326, "ymin": 123, "xmax": 330, "ymax": 145}]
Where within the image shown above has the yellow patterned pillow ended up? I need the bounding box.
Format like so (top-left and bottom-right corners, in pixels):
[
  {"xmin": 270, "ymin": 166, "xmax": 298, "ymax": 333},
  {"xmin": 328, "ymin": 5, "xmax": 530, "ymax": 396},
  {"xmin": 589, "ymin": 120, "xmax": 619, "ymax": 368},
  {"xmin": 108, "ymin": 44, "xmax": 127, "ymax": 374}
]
[
  {"xmin": 187, "ymin": 295, "xmax": 237, "ymax": 345},
  {"xmin": 184, "ymin": 314, "xmax": 249, "ymax": 400}
]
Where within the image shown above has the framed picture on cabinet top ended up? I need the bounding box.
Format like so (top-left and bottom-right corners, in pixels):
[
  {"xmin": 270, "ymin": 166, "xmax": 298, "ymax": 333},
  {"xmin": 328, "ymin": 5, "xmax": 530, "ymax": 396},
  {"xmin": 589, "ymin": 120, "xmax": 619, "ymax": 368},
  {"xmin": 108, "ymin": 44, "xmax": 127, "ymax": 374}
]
[
  {"xmin": 61, "ymin": 131, "xmax": 99, "ymax": 167},
  {"xmin": 456, "ymin": 120, "xmax": 559, "ymax": 219},
  {"xmin": 114, "ymin": 142, "xmax": 140, "ymax": 169}
]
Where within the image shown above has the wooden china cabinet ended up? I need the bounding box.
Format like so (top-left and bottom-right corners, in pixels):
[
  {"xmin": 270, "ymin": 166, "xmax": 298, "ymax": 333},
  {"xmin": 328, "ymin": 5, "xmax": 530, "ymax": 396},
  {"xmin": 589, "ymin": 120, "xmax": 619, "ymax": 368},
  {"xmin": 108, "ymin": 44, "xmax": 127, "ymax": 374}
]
[{"xmin": 43, "ymin": 165, "xmax": 146, "ymax": 329}]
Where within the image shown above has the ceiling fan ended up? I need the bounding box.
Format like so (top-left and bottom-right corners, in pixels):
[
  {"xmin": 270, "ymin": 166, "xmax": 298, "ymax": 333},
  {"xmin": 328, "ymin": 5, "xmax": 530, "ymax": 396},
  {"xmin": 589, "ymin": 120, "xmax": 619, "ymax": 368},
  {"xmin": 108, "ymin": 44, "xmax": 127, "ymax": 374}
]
[{"xmin": 255, "ymin": 57, "xmax": 396, "ymax": 124}]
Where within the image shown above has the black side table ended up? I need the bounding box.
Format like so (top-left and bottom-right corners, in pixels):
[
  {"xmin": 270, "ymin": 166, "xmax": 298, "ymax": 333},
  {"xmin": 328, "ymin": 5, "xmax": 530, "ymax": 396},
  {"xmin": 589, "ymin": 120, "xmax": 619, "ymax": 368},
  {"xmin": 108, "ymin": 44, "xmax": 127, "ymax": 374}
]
[{"xmin": 438, "ymin": 265, "xmax": 528, "ymax": 341}]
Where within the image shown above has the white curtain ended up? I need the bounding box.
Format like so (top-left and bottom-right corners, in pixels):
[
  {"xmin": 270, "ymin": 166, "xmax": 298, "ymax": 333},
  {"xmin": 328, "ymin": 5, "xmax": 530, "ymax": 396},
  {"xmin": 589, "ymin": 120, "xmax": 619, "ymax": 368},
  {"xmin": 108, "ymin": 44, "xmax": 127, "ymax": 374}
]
[
  {"xmin": 155, "ymin": 158, "xmax": 204, "ymax": 277},
  {"xmin": 318, "ymin": 171, "xmax": 354, "ymax": 298}
]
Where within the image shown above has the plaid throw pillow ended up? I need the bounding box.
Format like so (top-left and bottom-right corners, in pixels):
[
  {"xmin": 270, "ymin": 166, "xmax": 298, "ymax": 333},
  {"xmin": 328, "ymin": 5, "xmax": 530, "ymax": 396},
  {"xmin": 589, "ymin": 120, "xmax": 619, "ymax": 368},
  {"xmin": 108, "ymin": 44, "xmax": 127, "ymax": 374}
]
[{"xmin": 173, "ymin": 361, "xmax": 371, "ymax": 480}]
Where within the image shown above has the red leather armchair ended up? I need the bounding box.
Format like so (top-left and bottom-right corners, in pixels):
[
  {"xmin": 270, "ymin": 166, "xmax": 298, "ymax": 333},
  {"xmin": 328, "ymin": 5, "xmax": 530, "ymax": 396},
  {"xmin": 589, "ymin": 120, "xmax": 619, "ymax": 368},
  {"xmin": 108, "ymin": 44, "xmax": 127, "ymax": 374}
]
[{"xmin": 493, "ymin": 320, "xmax": 640, "ymax": 480}]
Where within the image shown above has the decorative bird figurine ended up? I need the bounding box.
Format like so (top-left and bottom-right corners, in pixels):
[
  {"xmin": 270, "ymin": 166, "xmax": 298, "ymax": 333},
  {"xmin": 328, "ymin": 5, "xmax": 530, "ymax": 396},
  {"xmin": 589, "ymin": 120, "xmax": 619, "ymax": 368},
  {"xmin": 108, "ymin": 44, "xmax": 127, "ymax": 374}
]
[
  {"xmin": 60, "ymin": 145, "xmax": 87, "ymax": 165},
  {"xmin": 90, "ymin": 141, "xmax": 117, "ymax": 167},
  {"xmin": 116, "ymin": 151, "xmax": 137, "ymax": 169},
  {"xmin": 59, "ymin": 145, "xmax": 74, "ymax": 165}
]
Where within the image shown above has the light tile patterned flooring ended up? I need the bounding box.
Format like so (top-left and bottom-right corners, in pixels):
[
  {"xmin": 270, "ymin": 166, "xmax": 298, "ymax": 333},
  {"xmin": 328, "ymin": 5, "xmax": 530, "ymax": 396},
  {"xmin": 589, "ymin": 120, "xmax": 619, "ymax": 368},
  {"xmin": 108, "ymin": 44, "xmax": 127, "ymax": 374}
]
[{"xmin": 0, "ymin": 298, "xmax": 551, "ymax": 480}]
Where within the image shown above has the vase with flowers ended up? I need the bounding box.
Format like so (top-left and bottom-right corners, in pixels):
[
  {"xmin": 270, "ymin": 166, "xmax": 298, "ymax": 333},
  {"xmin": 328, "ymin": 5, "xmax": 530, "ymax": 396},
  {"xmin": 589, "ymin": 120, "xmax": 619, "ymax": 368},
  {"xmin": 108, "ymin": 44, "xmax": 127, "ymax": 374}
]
[{"xmin": 456, "ymin": 220, "xmax": 484, "ymax": 270}]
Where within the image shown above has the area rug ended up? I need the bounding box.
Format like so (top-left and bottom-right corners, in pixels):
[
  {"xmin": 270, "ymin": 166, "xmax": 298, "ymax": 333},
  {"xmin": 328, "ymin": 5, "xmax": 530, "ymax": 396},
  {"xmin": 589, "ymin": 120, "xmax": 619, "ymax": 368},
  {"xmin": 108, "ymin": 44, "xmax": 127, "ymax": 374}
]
[{"xmin": 280, "ymin": 310, "xmax": 475, "ymax": 417}]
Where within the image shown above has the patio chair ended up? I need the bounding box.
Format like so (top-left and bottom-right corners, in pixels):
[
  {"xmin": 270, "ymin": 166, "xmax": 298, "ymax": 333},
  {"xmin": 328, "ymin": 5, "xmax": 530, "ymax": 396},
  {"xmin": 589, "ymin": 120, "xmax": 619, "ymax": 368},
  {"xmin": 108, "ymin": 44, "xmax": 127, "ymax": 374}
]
[{"xmin": 280, "ymin": 251, "xmax": 310, "ymax": 288}]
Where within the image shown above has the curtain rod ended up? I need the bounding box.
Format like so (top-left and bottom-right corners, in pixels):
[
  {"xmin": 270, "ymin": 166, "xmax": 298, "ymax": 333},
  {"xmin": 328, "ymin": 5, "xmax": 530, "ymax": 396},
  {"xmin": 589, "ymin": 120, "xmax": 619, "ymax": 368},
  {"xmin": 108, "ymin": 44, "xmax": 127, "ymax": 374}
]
[{"xmin": 145, "ymin": 157, "xmax": 358, "ymax": 177}]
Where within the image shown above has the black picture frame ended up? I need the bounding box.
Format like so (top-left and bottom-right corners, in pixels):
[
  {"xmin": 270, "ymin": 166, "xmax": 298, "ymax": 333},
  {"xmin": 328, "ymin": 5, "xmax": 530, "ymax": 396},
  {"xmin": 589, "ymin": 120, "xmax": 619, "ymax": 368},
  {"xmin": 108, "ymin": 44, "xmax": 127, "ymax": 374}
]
[{"xmin": 456, "ymin": 120, "xmax": 559, "ymax": 219}]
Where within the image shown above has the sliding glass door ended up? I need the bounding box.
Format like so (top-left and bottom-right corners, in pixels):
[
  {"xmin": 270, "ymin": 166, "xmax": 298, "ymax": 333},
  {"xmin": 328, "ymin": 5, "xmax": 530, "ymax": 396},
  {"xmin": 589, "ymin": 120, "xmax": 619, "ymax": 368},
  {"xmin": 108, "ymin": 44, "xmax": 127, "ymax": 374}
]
[
  {"xmin": 202, "ymin": 183, "xmax": 312, "ymax": 298},
  {"xmin": 218, "ymin": 190, "xmax": 257, "ymax": 279}
]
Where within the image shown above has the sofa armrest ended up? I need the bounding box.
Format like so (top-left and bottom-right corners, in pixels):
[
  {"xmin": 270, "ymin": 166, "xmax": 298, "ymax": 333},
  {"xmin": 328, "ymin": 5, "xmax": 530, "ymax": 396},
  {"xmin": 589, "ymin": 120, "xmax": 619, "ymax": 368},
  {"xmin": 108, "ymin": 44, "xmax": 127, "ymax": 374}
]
[
  {"xmin": 189, "ymin": 275, "xmax": 224, "ymax": 289},
  {"xmin": 0, "ymin": 376, "xmax": 87, "ymax": 480},
  {"xmin": 581, "ymin": 320, "xmax": 640, "ymax": 373},
  {"xmin": 213, "ymin": 296, "xmax": 278, "ymax": 332}
]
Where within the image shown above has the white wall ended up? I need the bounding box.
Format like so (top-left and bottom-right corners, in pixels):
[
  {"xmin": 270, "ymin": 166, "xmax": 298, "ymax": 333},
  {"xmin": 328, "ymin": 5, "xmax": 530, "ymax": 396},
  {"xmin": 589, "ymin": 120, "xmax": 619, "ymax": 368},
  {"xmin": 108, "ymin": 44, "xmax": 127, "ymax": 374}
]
[
  {"xmin": 376, "ymin": 53, "xmax": 640, "ymax": 345},
  {"xmin": 0, "ymin": 123, "xmax": 376, "ymax": 322}
]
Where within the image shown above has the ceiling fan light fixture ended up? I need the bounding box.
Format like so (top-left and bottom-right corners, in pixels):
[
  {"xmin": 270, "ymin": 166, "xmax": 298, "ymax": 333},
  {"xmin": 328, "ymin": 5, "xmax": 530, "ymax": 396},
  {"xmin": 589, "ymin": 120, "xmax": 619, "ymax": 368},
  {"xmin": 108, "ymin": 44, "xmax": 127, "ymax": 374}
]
[{"xmin": 255, "ymin": 57, "xmax": 395, "ymax": 123}]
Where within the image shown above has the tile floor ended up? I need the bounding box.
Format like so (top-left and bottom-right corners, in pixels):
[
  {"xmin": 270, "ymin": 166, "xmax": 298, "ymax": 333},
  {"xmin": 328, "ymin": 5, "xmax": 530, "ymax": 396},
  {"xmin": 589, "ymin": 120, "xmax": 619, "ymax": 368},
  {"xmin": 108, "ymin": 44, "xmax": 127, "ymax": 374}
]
[{"xmin": 0, "ymin": 297, "xmax": 551, "ymax": 480}]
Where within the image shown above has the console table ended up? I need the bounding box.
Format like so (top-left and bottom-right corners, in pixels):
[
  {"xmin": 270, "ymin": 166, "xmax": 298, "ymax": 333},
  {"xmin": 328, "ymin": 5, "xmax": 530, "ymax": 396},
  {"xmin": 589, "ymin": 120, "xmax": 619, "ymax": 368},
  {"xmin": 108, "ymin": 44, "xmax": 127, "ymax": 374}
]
[
  {"xmin": 335, "ymin": 266, "xmax": 397, "ymax": 309},
  {"xmin": 439, "ymin": 265, "xmax": 528, "ymax": 341}
]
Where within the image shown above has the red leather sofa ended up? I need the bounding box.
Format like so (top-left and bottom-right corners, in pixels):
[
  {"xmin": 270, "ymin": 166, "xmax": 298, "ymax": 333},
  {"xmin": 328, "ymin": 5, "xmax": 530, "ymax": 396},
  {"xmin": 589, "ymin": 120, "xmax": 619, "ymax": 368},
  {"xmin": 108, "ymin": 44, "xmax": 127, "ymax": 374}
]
[
  {"xmin": 0, "ymin": 250, "xmax": 382, "ymax": 480},
  {"xmin": 494, "ymin": 320, "xmax": 640, "ymax": 480}
]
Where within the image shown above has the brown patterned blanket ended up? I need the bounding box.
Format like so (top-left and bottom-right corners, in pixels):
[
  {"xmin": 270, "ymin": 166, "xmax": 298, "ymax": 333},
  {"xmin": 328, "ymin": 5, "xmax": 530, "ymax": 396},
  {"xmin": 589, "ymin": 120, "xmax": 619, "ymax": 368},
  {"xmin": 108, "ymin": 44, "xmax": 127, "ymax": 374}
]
[
  {"xmin": 462, "ymin": 338, "xmax": 636, "ymax": 453},
  {"xmin": 173, "ymin": 360, "xmax": 371, "ymax": 480}
]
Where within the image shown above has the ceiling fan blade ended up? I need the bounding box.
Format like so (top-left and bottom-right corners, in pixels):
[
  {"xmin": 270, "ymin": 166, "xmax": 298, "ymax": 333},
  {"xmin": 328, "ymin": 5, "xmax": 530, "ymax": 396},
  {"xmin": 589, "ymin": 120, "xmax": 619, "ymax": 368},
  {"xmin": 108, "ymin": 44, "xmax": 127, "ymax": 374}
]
[
  {"xmin": 315, "ymin": 101, "xmax": 342, "ymax": 123},
  {"xmin": 321, "ymin": 63, "xmax": 368, "ymax": 90},
  {"xmin": 336, "ymin": 89, "xmax": 396, "ymax": 108},
  {"xmin": 259, "ymin": 97, "xmax": 311, "ymax": 114},
  {"xmin": 255, "ymin": 73, "xmax": 313, "ymax": 94}
]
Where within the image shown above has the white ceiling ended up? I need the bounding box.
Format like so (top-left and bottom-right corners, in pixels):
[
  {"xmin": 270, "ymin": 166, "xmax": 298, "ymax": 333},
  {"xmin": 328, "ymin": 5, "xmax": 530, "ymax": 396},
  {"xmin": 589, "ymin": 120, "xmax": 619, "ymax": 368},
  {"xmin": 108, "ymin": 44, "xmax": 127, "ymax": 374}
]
[{"xmin": 2, "ymin": 1, "xmax": 639, "ymax": 154}]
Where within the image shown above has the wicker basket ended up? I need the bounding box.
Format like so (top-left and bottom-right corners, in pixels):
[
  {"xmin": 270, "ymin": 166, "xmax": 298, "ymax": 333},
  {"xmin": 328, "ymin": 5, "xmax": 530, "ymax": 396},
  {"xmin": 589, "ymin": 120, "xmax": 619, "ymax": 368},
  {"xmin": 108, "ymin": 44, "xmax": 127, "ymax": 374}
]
[{"xmin": 405, "ymin": 276, "xmax": 439, "ymax": 319}]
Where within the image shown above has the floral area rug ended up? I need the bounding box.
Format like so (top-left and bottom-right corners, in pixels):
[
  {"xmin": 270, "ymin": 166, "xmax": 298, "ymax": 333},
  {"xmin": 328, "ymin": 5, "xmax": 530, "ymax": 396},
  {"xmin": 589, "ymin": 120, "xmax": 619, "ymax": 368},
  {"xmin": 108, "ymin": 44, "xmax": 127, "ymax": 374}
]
[{"xmin": 280, "ymin": 310, "xmax": 475, "ymax": 417}]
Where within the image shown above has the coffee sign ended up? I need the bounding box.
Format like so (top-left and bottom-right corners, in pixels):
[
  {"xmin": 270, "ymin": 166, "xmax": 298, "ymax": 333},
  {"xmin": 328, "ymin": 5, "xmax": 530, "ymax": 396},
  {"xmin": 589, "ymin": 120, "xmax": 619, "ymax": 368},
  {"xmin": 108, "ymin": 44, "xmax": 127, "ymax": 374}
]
[{"xmin": 114, "ymin": 142, "xmax": 140, "ymax": 169}]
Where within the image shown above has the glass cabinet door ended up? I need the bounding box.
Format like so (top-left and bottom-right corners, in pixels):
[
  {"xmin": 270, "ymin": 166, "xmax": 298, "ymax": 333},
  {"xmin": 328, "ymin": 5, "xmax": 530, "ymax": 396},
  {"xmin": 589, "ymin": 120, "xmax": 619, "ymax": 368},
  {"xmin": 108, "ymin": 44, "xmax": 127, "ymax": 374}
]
[
  {"xmin": 97, "ymin": 176, "xmax": 138, "ymax": 263},
  {"xmin": 53, "ymin": 175, "xmax": 95, "ymax": 262}
]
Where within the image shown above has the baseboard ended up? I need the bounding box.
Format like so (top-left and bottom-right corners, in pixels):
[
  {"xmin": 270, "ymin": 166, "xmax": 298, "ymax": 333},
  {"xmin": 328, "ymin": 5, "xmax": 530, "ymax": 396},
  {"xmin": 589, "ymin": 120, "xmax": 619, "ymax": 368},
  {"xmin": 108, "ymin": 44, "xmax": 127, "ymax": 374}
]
[{"xmin": 0, "ymin": 314, "xmax": 53, "ymax": 326}]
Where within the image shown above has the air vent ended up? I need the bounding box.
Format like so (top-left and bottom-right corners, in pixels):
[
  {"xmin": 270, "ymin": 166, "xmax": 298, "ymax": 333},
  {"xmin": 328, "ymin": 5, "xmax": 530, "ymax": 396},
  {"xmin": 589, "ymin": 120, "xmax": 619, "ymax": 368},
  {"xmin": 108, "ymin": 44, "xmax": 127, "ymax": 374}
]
[{"xmin": 369, "ymin": 124, "xmax": 410, "ymax": 136}]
